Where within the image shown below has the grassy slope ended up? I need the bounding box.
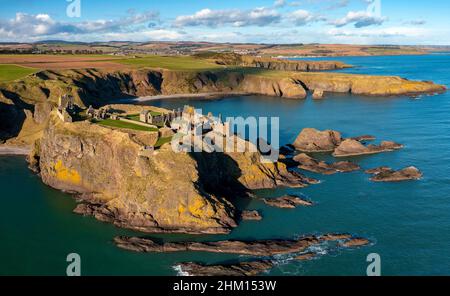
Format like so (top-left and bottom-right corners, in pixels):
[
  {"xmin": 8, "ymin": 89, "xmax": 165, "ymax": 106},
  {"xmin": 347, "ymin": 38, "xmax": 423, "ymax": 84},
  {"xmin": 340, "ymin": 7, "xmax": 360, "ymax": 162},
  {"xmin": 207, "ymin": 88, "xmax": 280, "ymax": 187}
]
[
  {"xmin": 95, "ymin": 119, "xmax": 158, "ymax": 132},
  {"xmin": 0, "ymin": 64, "xmax": 37, "ymax": 82}
]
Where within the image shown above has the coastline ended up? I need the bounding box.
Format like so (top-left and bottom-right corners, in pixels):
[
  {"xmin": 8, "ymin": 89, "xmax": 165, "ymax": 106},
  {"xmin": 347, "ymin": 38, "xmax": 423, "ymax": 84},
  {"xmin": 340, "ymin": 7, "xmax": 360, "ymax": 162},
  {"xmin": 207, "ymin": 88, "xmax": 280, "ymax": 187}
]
[
  {"xmin": 0, "ymin": 145, "xmax": 31, "ymax": 156},
  {"xmin": 122, "ymin": 92, "xmax": 249, "ymax": 103}
]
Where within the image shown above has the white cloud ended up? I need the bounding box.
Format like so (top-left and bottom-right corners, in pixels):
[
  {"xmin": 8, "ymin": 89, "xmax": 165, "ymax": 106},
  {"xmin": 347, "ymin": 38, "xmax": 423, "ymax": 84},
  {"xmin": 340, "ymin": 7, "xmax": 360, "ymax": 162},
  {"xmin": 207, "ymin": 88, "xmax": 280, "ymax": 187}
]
[
  {"xmin": 173, "ymin": 7, "xmax": 281, "ymax": 27},
  {"xmin": 0, "ymin": 11, "xmax": 159, "ymax": 40},
  {"xmin": 274, "ymin": 0, "xmax": 286, "ymax": 8},
  {"xmin": 330, "ymin": 11, "xmax": 386, "ymax": 28},
  {"xmin": 290, "ymin": 9, "xmax": 325, "ymax": 26}
]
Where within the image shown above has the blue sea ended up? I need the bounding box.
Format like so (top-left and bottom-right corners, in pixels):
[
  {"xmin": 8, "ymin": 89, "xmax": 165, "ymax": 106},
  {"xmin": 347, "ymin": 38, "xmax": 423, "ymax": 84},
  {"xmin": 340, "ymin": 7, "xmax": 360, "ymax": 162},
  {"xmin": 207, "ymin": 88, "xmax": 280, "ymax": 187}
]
[{"xmin": 1, "ymin": 54, "xmax": 450, "ymax": 275}]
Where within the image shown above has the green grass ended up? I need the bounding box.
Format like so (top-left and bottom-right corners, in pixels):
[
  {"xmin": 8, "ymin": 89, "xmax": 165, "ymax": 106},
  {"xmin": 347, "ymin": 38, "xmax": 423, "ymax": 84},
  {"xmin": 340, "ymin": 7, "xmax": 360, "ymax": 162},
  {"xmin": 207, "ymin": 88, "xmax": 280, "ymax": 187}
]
[
  {"xmin": 125, "ymin": 112, "xmax": 162, "ymax": 122},
  {"xmin": 155, "ymin": 136, "xmax": 173, "ymax": 148},
  {"xmin": 0, "ymin": 64, "xmax": 37, "ymax": 82},
  {"xmin": 94, "ymin": 119, "xmax": 158, "ymax": 132},
  {"xmin": 116, "ymin": 55, "xmax": 225, "ymax": 71}
]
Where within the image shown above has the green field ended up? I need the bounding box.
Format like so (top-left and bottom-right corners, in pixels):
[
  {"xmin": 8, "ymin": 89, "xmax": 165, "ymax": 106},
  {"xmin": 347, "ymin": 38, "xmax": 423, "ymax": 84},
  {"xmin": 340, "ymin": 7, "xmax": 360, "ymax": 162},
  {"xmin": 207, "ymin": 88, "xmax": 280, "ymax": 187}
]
[
  {"xmin": 116, "ymin": 55, "xmax": 224, "ymax": 71},
  {"xmin": 94, "ymin": 119, "xmax": 158, "ymax": 132},
  {"xmin": 155, "ymin": 136, "xmax": 173, "ymax": 148},
  {"xmin": 125, "ymin": 112, "xmax": 162, "ymax": 122},
  {"xmin": 0, "ymin": 64, "xmax": 37, "ymax": 82}
]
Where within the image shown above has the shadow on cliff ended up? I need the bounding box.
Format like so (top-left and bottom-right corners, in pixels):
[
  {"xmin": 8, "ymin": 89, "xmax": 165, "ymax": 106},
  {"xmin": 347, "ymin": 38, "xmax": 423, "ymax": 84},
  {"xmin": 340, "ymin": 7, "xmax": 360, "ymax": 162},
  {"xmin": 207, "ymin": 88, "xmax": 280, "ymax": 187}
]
[
  {"xmin": 189, "ymin": 152, "xmax": 253, "ymax": 216},
  {"xmin": 0, "ymin": 90, "xmax": 34, "ymax": 142},
  {"xmin": 70, "ymin": 69, "xmax": 163, "ymax": 108}
]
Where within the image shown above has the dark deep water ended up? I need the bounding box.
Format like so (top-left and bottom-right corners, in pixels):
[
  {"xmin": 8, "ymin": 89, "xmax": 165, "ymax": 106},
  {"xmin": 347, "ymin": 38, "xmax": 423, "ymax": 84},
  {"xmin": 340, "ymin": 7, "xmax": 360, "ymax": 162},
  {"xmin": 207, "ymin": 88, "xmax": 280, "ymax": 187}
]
[{"xmin": 1, "ymin": 54, "xmax": 450, "ymax": 275}]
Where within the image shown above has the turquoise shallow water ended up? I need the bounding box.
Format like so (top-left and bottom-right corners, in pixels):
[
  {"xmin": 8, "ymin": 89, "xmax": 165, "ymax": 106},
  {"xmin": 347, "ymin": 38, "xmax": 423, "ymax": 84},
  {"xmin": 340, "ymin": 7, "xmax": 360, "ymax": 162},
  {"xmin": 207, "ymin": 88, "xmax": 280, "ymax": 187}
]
[{"xmin": 1, "ymin": 54, "xmax": 450, "ymax": 275}]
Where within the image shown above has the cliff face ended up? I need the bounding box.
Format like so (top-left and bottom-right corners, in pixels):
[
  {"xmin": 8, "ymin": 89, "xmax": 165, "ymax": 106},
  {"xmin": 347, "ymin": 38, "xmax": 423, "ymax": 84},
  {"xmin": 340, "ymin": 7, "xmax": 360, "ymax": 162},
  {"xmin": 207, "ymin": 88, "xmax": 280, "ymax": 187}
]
[
  {"xmin": 0, "ymin": 67, "xmax": 445, "ymax": 146},
  {"xmin": 198, "ymin": 52, "xmax": 352, "ymax": 71},
  {"xmin": 293, "ymin": 72, "xmax": 446, "ymax": 96},
  {"xmin": 238, "ymin": 75, "xmax": 307, "ymax": 99},
  {"xmin": 34, "ymin": 113, "xmax": 309, "ymax": 234},
  {"xmin": 240, "ymin": 56, "xmax": 351, "ymax": 72}
]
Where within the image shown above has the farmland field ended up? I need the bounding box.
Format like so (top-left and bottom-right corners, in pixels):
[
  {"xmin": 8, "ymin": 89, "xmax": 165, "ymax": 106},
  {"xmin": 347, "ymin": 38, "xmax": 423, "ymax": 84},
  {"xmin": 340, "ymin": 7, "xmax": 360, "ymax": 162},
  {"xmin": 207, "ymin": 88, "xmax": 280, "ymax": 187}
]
[
  {"xmin": 0, "ymin": 64, "xmax": 37, "ymax": 82},
  {"xmin": 116, "ymin": 55, "xmax": 224, "ymax": 71}
]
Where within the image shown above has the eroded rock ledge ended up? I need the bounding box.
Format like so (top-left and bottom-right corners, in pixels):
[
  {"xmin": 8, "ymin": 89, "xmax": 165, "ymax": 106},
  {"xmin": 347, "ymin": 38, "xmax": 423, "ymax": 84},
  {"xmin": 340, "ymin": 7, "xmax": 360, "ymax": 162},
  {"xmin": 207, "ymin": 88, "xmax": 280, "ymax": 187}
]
[{"xmin": 114, "ymin": 233, "xmax": 370, "ymax": 256}]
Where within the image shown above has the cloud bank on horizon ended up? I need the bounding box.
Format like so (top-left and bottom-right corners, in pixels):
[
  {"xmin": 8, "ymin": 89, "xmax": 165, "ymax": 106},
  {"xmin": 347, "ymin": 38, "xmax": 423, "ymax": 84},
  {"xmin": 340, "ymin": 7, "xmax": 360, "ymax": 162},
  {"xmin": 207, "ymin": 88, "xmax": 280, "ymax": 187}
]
[{"xmin": 0, "ymin": 0, "xmax": 448, "ymax": 45}]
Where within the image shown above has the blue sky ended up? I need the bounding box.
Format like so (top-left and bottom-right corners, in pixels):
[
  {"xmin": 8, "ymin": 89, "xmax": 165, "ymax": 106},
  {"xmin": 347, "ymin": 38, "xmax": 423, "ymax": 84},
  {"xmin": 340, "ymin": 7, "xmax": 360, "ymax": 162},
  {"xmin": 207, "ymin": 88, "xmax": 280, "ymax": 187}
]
[{"xmin": 0, "ymin": 0, "xmax": 449, "ymax": 44}]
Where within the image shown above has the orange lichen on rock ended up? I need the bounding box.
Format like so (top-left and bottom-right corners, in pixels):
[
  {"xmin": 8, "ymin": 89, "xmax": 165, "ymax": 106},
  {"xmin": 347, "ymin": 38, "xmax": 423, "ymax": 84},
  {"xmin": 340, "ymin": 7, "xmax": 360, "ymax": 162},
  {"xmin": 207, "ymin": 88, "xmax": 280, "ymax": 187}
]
[{"xmin": 54, "ymin": 159, "xmax": 81, "ymax": 185}]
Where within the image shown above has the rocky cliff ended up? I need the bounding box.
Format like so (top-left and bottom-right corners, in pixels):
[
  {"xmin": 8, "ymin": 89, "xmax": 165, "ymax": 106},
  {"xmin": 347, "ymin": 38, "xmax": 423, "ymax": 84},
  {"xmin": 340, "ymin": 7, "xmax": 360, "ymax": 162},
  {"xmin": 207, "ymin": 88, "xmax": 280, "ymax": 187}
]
[
  {"xmin": 33, "ymin": 111, "xmax": 310, "ymax": 234},
  {"xmin": 293, "ymin": 72, "xmax": 446, "ymax": 96},
  {"xmin": 0, "ymin": 67, "xmax": 445, "ymax": 146},
  {"xmin": 197, "ymin": 52, "xmax": 352, "ymax": 71}
]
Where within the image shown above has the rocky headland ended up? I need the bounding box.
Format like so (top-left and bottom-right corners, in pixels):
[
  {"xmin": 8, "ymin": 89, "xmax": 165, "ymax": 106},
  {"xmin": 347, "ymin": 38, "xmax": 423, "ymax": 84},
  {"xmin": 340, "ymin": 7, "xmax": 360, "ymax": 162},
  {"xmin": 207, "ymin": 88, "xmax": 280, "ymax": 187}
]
[
  {"xmin": 198, "ymin": 52, "xmax": 352, "ymax": 72},
  {"xmin": 0, "ymin": 55, "xmax": 439, "ymax": 275},
  {"xmin": 32, "ymin": 106, "xmax": 312, "ymax": 234},
  {"xmin": 0, "ymin": 65, "xmax": 445, "ymax": 148}
]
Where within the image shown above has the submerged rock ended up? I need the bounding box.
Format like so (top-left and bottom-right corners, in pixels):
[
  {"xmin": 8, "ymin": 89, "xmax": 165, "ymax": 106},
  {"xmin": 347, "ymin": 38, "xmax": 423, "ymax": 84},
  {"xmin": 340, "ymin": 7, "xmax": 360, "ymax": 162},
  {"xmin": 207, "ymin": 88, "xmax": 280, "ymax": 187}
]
[
  {"xmin": 241, "ymin": 210, "xmax": 263, "ymax": 221},
  {"xmin": 176, "ymin": 261, "xmax": 274, "ymax": 276},
  {"xmin": 293, "ymin": 128, "xmax": 342, "ymax": 152},
  {"xmin": 293, "ymin": 153, "xmax": 360, "ymax": 175},
  {"xmin": 333, "ymin": 139, "xmax": 403, "ymax": 157},
  {"xmin": 367, "ymin": 166, "xmax": 423, "ymax": 182},
  {"xmin": 263, "ymin": 195, "xmax": 313, "ymax": 209}
]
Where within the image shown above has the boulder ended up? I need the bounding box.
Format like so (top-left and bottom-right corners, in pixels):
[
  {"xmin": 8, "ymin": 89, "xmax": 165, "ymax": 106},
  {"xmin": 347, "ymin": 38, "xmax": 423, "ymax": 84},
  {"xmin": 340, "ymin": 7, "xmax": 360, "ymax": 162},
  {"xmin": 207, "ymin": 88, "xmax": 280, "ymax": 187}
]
[
  {"xmin": 340, "ymin": 238, "xmax": 370, "ymax": 248},
  {"xmin": 365, "ymin": 166, "xmax": 392, "ymax": 175},
  {"xmin": 333, "ymin": 139, "xmax": 403, "ymax": 157},
  {"xmin": 367, "ymin": 166, "xmax": 423, "ymax": 182},
  {"xmin": 293, "ymin": 153, "xmax": 360, "ymax": 175},
  {"xmin": 380, "ymin": 141, "xmax": 404, "ymax": 150},
  {"xmin": 241, "ymin": 210, "xmax": 262, "ymax": 221},
  {"xmin": 263, "ymin": 195, "xmax": 313, "ymax": 209},
  {"xmin": 293, "ymin": 128, "xmax": 342, "ymax": 152},
  {"xmin": 312, "ymin": 89, "xmax": 324, "ymax": 99}
]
